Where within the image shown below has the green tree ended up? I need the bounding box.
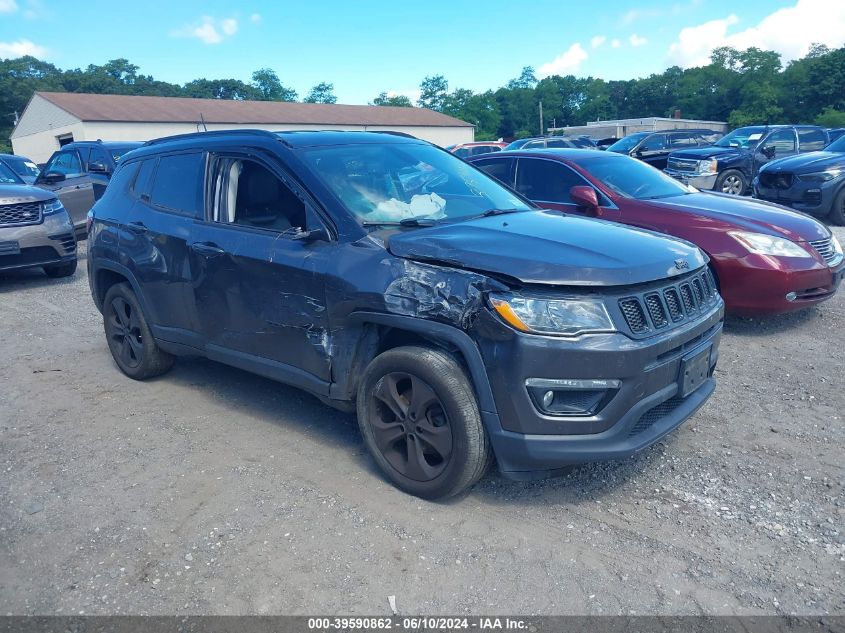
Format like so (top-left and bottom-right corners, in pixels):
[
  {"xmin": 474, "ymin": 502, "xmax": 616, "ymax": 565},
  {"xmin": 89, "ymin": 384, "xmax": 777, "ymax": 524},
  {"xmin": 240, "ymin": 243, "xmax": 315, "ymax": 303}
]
[
  {"xmin": 371, "ymin": 92, "xmax": 413, "ymax": 107},
  {"xmin": 442, "ymin": 88, "xmax": 500, "ymax": 139},
  {"xmin": 182, "ymin": 78, "xmax": 261, "ymax": 100},
  {"xmin": 418, "ymin": 75, "xmax": 448, "ymax": 111},
  {"xmin": 815, "ymin": 106, "xmax": 845, "ymax": 127},
  {"xmin": 304, "ymin": 82, "xmax": 337, "ymax": 104},
  {"xmin": 251, "ymin": 68, "xmax": 297, "ymax": 101}
]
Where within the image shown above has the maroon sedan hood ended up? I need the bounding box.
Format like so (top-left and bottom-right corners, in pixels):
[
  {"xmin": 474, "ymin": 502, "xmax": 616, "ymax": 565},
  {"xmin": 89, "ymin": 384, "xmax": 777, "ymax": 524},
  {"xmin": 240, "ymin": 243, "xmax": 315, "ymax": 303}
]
[{"xmin": 646, "ymin": 192, "xmax": 830, "ymax": 242}]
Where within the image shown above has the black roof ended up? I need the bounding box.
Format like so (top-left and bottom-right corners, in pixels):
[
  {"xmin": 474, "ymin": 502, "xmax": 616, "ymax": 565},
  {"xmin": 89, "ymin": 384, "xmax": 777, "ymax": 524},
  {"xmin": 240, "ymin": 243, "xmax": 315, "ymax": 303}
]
[{"xmin": 139, "ymin": 129, "xmax": 425, "ymax": 152}]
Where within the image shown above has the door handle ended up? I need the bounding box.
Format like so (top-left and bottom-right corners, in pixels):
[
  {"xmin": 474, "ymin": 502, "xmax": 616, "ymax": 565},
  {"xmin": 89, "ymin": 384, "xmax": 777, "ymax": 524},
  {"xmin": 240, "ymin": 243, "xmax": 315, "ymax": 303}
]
[
  {"xmin": 126, "ymin": 221, "xmax": 149, "ymax": 235},
  {"xmin": 190, "ymin": 242, "xmax": 225, "ymax": 257}
]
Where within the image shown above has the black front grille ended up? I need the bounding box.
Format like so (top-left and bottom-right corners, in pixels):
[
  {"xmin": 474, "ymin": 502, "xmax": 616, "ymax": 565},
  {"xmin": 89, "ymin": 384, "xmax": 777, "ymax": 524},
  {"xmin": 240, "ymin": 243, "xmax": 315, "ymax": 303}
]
[
  {"xmin": 759, "ymin": 171, "xmax": 794, "ymax": 189},
  {"xmin": 628, "ymin": 396, "xmax": 685, "ymax": 437},
  {"xmin": 618, "ymin": 269, "xmax": 720, "ymax": 336},
  {"xmin": 620, "ymin": 298, "xmax": 648, "ymax": 333},
  {"xmin": 667, "ymin": 157, "xmax": 698, "ymax": 173},
  {"xmin": 809, "ymin": 237, "xmax": 838, "ymax": 265},
  {"xmin": 0, "ymin": 201, "xmax": 42, "ymax": 227}
]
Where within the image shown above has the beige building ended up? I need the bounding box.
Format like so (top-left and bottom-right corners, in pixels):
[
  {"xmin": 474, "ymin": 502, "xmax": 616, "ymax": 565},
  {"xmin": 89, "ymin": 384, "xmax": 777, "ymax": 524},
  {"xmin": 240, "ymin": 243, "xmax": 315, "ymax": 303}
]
[
  {"xmin": 11, "ymin": 92, "xmax": 475, "ymax": 163},
  {"xmin": 549, "ymin": 117, "xmax": 729, "ymax": 140}
]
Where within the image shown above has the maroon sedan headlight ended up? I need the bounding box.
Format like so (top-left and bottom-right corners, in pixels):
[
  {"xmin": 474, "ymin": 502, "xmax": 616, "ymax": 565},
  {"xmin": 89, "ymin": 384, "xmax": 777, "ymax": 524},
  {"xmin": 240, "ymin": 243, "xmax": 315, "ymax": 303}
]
[{"xmin": 728, "ymin": 231, "xmax": 813, "ymax": 259}]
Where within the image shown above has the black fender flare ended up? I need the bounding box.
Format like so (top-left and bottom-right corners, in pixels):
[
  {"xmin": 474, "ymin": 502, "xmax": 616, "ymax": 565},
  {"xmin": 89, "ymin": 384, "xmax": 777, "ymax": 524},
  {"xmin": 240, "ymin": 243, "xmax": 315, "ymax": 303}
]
[
  {"xmin": 345, "ymin": 311, "xmax": 499, "ymax": 415},
  {"xmin": 89, "ymin": 260, "xmax": 152, "ymax": 319}
]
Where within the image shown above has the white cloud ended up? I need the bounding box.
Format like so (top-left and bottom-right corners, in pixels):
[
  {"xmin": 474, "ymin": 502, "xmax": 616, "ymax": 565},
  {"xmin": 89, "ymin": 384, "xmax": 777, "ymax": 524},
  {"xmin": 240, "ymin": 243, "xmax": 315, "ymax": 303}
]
[
  {"xmin": 172, "ymin": 16, "xmax": 240, "ymax": 45},
  {"xmin": 590, "ymin": 35, "xmax": 606, "ymax": 49},
  {"xmin": 250, "ymin": 13, "xmax": 262, "ymax": 23},
  {"xmin": 668, "ymin": 0, "xmax": 845, "ymax": 68},
  {"xmin": 611, "ymin": 39, "xmax": 621, "ymax": 49},
  {"xmin": 537, "ymin": 43, "xmax": 588, "ymax": 78},
  {"xmin": 629, "ymin": 33, "xmax": 648, "ymax": 47},
  {"xmin": 0, "ymin": 38, "xmax": 48, "ymax": 57},
  {"xmin": 0, "ymin": 0, "xmax": 17, "ymax": 12}
]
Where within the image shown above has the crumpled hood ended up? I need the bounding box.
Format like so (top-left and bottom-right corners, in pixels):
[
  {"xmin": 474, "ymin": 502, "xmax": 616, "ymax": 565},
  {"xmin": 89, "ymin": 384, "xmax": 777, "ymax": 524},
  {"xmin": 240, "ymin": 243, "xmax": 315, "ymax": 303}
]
[
  {"xmin": 387, "ymin": 210, "xmax": 707, "ymax": 287},
  {"xmin": 647, "ymin": 192, "xmax": 830, "ymax": 242},
  {"xmin": 670, "ymin": 146, "xmax": 743, "ymax": 161},
  {"xmin": 760, "ymin": 151, "xmax": 845, "ymax": 174},
  {"xmin": 0, "ymin": 184, "xmax": 54, "ymax": 204}
]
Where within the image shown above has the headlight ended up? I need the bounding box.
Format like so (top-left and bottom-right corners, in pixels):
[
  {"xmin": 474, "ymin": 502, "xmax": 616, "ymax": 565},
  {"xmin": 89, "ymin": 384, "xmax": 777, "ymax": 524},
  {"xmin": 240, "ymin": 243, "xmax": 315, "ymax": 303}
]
[
  {"xmin": 832, "ymin": 234, "xmax": 844, "ymax": 258},
  {"xmin": 797, "ymin": 169, "xmax": 843, "ymax": 182},
  {"xmin": 42, "ymin": 199, "xmax": 65, "ymax": 215},
  {"xmin": 489, "ymin": 293, "xmax": 615, "ymax": 337},
  {"xmin": 728, "ymin": 231, "xmax": 812, "ymax": 258},
  {"xmin": 698, "ymin": 159, "xmax": 718, "ymax": 174}
]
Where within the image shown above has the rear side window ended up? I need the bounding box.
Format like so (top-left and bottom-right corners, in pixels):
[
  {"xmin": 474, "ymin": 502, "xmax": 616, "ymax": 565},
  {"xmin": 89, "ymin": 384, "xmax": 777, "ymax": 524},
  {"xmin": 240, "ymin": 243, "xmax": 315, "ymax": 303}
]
[
  {"xmin": 149, "ymin": 153, "xmax": 206, "ymax": 217},
  {"xmin": 133, "ymin": 159, "xmax": 156, "ymax": 198},
  {"xmin": 798, "ymin": 128, "xmax": 826, "ymax": 152},
  {"xmin": 474, "ymin": 157, "xmax": 514, "ymax": 186}
]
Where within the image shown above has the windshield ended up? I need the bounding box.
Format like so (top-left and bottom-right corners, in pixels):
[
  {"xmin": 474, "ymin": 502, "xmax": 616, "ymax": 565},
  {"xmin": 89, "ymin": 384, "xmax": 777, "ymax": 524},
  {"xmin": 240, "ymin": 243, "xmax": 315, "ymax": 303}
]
[
  {"xmin": 0, "ymin": 162, "xmax": 24, "ymax": 184},
  {"xmin": 503, "ymin": 139, "xmax": 530, "ymax": 150},
  {"xmin": 825, "ymin": 135, "xmax": 845, "ymax": 153},
  {"xmin": 300, "ymin": 143, "xmax": 532, "ymax": 225},
  {"xmin": 5, "ymin": 156, "xmax": 40, "ymax": 179},
  {"xmin": 606, "ymin": 133, "xmax": 649, "ymax": 153},
  {"xmin": 714, "ymin": 127, "xmax": 766, "ymax": 149},
  {"xmin": 581, "ymin": 154, "xmax": 694, "ymax": 200}
]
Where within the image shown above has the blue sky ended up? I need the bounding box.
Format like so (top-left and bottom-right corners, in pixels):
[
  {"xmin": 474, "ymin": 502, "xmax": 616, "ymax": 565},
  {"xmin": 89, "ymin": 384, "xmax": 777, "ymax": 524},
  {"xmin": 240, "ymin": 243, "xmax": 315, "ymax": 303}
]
[{"xmin": 0, "ymin": 0, "xmax": 841, "ymax": 104}]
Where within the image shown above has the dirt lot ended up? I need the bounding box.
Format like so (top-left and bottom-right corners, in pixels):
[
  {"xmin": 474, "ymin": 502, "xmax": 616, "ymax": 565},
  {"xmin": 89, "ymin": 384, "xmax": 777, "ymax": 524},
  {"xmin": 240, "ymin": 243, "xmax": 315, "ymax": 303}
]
[{"xmin": 1, "ymin": 232, "xmax": 843, "ymax": 617}]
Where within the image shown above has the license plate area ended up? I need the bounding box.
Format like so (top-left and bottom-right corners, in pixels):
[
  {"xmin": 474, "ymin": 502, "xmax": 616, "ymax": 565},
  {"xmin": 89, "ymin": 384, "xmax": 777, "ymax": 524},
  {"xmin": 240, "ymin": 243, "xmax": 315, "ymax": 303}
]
[
  {"xmin": 0, "ymin": 241, "xmax": 21, "ymax": 256},
  {"xmin": 679, "ymin": 345, "xmax": 711, "ymax": 397}
]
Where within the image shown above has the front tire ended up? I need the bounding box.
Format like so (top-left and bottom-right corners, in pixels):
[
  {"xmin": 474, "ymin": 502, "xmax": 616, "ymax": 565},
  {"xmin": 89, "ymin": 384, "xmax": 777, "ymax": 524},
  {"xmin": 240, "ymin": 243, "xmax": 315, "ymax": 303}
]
[
  {"xmin": 44, "ymin": 259, "xmax": 77, "ymax": 278},
  {"xmin": 356, "ymin": 345, "xmax": 493, "ymax": 499},
  {"xmin": 715, "ymin": 169, "xmax": 747, "ymax": 195},
  {"xmin": 103, "ymin": 283, "xmax": 174, "ymax": 380},
  {"xmin": 829, "ymin": 187, "xmax": 845, "ymax": 226}
]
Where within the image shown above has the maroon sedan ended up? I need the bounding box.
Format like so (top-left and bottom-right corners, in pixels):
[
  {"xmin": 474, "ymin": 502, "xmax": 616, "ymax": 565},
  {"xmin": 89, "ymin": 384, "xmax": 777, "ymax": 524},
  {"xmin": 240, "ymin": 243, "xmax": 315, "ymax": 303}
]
[{"xmin": 468, "ymin": 149, "xmax": 844, "ymax": 315}]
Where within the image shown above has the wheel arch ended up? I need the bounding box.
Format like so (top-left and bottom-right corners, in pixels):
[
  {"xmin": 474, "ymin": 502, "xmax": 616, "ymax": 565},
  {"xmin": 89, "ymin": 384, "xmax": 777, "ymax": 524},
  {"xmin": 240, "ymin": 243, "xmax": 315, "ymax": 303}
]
[{"xmin": 91, "ymin": 261, "xmax": 150, "ymax": 317}]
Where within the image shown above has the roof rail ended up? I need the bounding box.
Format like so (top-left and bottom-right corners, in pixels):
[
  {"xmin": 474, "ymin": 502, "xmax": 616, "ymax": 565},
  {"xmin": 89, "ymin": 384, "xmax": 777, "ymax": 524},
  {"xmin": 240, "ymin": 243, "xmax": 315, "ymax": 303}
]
[
  {"xmin": 143, "ymin": 129, "xmax": 279, "ymax": 147},
  {"xmin": 370, "ymin": 130, "xmax": 419, "ymax": 139}
]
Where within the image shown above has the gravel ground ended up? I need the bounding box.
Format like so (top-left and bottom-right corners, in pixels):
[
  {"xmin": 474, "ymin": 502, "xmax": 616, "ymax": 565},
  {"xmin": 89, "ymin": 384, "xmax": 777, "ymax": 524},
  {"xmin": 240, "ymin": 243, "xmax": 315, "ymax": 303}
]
[{"xmin": 0, "ymin": 231, "xmax": 843, "ymax": 617}]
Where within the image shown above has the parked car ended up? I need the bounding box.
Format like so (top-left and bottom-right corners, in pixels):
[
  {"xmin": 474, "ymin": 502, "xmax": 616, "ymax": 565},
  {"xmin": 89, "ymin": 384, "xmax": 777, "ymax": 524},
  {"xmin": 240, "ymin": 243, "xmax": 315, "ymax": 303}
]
[
  {"xmin": 606, "ymin": 129, "xmax": 722, "ymax": 170},
  {"xmin": 504, "ymin": 136, "xmax": 595, "ymax": 150},
  {"xmin": 34, "ymin": 140, "xmax": 142, "ymax": 239},
  {"xmin": 826, "ymin": 128, "xmax": 845, "ymax": 144},
  {"xmin": 594, "ymin": 137, "xmax": 619, "ymax": 151},
  {"xmin": 0, "ymin": 153, "xmax": 41, "ymax": 184},
  {"xmin": 665, "ymin": 125, "xmax": 829, "ymax": 196},
  {"xmin": 753, "ymin": 133, "xmax": 845, "ymax": 225},
  {"xmin": 0, "ymin": 183, "xmax": 78, "ymax": 278},
  {"xmin": 468, "ymin": 149, "xmax": 843, "ymax": 315},
  {"xmin": 87, "ymin": 129, "xmax": 723, "ymax": 499},
  {"xmin": 447, "ymin": 142, "xmax": 508, "ymax": 159}
]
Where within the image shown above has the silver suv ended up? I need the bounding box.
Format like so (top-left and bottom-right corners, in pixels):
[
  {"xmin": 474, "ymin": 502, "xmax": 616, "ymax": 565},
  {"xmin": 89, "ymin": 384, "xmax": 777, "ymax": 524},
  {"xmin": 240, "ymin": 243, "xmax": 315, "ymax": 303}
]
[{"xmin": 0, "ymin": 182, "xmax": 78, "ymax": 278}]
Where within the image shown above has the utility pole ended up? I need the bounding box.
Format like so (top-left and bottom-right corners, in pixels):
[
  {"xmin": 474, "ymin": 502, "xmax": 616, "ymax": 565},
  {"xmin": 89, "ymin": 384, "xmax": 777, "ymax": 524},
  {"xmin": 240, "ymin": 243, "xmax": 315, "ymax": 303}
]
[{"xmin": 539, "ymin": 100, "xmax": 544, "ymax": 135}]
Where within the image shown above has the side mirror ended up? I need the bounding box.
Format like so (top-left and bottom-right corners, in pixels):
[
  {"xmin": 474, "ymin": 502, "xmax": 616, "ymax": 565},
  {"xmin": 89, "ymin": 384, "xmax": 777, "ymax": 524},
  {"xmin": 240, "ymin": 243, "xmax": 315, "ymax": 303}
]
[
  {"xmin": 291, "ymin": 226, "xmax": 330, "ymax": 243},
  {"xmin": 89, "ymin": 161, "xmax": 109, "ymax": 174},
  {"xmin": 570, "ymin": 186, "xmax": 600, "ymax": 215},
  {"xmin": 761, "ymin": 145, "xmax": 776, "ymax": 159},
  {"xmin": 41, "ymin": 172, "xmax": 66, "ymax": 184}
]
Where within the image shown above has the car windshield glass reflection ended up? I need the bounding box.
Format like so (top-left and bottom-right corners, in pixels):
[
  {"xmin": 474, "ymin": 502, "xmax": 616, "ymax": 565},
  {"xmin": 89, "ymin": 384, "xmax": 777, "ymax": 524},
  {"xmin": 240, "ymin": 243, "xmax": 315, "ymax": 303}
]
[
  {"xmin": 300, "ymin": 143, "xmax": 532, "ymax": 226},
  {"xmin": 713, "ymin": 127, "xmax": 766, "ymax": 149},
  {"xmin": 0, "ymin": 162, "xmax": 23, "ymax": 184},
  {"xmin": 606, "ymin": 133, "xmax": 649, "ymax": 153},
  {"xmin": 6, "ymin": 157, "xmax": 40, "ymax": 179},
  {"xmin": 582, "ymin": 155, "xmax": 694, "ymax": 200}
]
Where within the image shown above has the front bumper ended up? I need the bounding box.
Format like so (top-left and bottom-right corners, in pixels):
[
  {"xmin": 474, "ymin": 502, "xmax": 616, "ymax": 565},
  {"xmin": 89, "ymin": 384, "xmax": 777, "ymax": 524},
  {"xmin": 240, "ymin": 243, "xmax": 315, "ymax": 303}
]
[
  {"xmin": 664, "ymin": 169, "xmax": 718, "ymax": 190},
  {"xmin": 0, "ymin": 212, "xmax": 77, "ymax": 272},
  {"xmin": 475, "ymin": 297, "xmax": 724, "ymax": 477},
  {"xmin": 752, "ymin": 178, "xmax": 841, "ymax": 218},
  {"xmin": 716, "ymin": 252, "xmax": 844, "ymax": 315}
]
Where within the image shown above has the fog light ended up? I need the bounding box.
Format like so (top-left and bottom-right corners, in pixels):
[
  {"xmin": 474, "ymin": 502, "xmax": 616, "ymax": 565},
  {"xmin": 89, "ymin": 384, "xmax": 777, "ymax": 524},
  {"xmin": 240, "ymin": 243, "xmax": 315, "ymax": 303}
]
[
  {"xmin": 542, "ymin": 390, "xmax": 554, "ymax": 408},
  {"xmin": 786, "ymin": 292, "xmax": 797, "ymax": 301},
  {"xmin": 526, "ymin": 378, "xmax": 621, "ymax": 417}
]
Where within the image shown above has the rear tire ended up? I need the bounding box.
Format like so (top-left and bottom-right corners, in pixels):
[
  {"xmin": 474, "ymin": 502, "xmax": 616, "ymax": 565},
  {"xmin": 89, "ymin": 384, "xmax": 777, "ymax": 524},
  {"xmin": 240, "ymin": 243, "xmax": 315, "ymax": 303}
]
[
  {"xmin": 830, "ymin": 187, "xmax": 845, "ymax": 226},
  {"xmin": 357, "ymin": 345, "xmax": 493, "ymax": 499},
  {"xmin": 716, "ymin": 169, "xmax": 747, "ymax": 195},
  {"xmin": 103, "ymin": 283, "xmax": 174, "ymax": 380},
  {"xmin": 43, "ymin": 259, "xmax": 77, "ymax": 278}
]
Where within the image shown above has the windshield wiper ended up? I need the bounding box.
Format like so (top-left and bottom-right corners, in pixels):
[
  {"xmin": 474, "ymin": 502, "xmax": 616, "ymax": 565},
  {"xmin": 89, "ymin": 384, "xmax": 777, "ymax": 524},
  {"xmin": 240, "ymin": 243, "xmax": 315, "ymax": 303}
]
[
  {"xmin": 479, "ymin": 208, "xmax": 522, "ymax": 217},
  {"xmin": 362, "ymin": 217, "xmax": 440, "ymax": 227}
]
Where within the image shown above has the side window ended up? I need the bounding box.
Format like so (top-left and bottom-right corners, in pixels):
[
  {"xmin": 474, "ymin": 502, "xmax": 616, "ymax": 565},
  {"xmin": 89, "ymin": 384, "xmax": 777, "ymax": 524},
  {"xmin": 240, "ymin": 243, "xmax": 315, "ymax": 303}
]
[
  {"xmin": 453, "ymin": 147, "xmax": 471, "ymax": 158},
  {"xmin": 88, "ymin": 147, "xmax": 111, "ymax": 170},
  {"xmin": 515, "ymin": 158, "xmax": 585, "ymax": 204},
  {"xmin": 99, "ymin": 162, "xmax": 140, "ymax": 202},
  {"xmin": 473, "ymin": 158, "xmax": 514, "ymax": 187},
  {"xmin": 132, "ymin": 158, "xmax": 157, "ymax": 199},
  {"xmin": 211, "ymin": 158, "xmax": 306, "ymax": 233},
  {"xmin": 669, "ymin": 132, "xmax": 695, "ymax": 148},
  {"xmin": 522, "ymin": 140, "xmax": 544, "ymax": 149},
  {"xmin": 640, "ymin": 134, "xmax": 667, "ymax": 152},
  {"xmin": 798, "ymin": 128, "xmax": 826, "ymax": 152},
  {"xmin": 46, "ymin": 151, "xmax": 83, "ymax": 177},
  {"xmin": 149, "ymin": 153, "xmax": 206, "ymax": 217},
  {"xmin": 765, "ymin": 130, "xmax": 797, "ymax": 154}
]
